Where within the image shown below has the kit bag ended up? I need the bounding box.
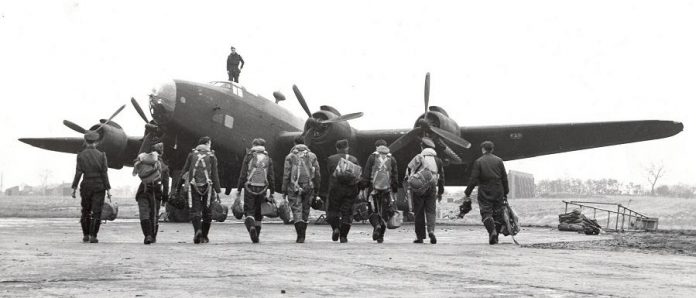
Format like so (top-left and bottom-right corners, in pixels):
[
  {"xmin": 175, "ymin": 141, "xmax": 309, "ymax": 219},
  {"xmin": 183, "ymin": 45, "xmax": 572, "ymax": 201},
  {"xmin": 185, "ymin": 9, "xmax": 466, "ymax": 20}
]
[
  {"xmin": 260, "ymin": 199, "xmax": 279, "ymax": 218},
  {"xmin": 210, "ymin": 195, "xmax": 228, "ymax": 222},
  {"xmin": 387, "ymin": 210, "xmax": 402, "ymax": 229},
  {"xmin": 100, "ymin": 197, "xmax": 118, "ymax": 221}
]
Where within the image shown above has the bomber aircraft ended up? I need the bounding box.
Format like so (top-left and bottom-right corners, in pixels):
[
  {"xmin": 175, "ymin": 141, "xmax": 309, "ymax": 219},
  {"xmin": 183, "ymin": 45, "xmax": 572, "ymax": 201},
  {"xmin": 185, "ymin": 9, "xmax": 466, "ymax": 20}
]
[{"xmin": 19, "ymin": 73, "xmax": 684, "ymax": 217}]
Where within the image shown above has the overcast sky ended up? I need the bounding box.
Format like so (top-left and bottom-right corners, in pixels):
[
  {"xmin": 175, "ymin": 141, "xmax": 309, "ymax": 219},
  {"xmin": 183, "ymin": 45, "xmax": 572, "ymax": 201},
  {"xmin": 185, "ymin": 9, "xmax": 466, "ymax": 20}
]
[{"xmin": 0, "ymin": 0, "xmax": 694, "ymax": 191}]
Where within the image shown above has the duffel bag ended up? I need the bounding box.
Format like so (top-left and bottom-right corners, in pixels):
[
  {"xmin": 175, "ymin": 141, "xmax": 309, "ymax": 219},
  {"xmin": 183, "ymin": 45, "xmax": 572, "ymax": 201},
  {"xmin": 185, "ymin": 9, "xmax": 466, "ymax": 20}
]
[
  {"xmin": 261, "ymin": 200, "xmax": 279, "ymax": 218},
  {"xmin": 387, "ymin": 210, "xmax": 402, "ymax": 229},
  {"xmin": 211, "ymin": 198, "xmax": 228, "ymax": 222},
  {"xmin": 278, "ymin": 198, "xmax": 293, "ymax": 224},
  {"xmin": 100, "ymin": 198, "xmax": 118, "ymax": 221}
]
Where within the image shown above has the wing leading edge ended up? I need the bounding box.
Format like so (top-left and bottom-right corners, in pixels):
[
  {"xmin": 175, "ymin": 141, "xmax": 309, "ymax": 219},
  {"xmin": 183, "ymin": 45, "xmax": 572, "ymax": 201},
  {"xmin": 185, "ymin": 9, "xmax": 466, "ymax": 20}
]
[{"xmin": 459, "ymin": 120, "xmax": 683, "ymax": 161}]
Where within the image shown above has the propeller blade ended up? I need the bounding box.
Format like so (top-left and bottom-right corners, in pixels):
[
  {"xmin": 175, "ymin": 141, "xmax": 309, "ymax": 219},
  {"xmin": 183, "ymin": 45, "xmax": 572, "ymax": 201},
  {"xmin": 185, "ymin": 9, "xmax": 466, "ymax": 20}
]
[
  {"xmin": 292, "ymin": 85, "xmax": 313, "ymax": 118},
  {"xmin": 131, "ymin": 97, "xmax": 149, "ymax": 123},
  {"xmin": 96, "ymin": 104, "xmax": 126, "ymax": 130},
  {"xmin": 63, "ymin": 120, "xmax": 87, "ymax": 134},
  {"xmin": 424, "ymin": 72, "xmax": 430, "ymax": 115},
  {"xmin": 431, "ymin": 126, "xmax": 471, "ymax": 149},
  {"xmin": 441, "ymin": 143, "xmax": 464, "ymax": 164},
  {"xmin": 320, "ymin": 112, "xmax": 364, "ymax": 124},
  {"xmin": 388, "ymin": 128, "xmax": 422, "ymax": 153}
]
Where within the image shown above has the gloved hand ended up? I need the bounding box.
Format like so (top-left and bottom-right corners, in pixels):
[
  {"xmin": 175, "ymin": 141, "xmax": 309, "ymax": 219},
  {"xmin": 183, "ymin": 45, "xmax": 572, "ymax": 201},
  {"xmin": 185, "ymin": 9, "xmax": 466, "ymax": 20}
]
[
  {"xmin": 437, "ymin": 194, "xmax": 442, "ymax": 202},
  {"xmin": 71, "ymin": 188, "xmax": 77, "ymax": 199},
  {"xmin": 458, "ymin": 197, "xmax": 472, "ymax": 218}
]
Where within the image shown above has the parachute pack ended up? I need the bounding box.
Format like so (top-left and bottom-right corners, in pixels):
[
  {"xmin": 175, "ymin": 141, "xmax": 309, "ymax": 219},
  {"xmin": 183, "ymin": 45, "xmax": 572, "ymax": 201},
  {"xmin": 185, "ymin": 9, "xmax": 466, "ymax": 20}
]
[
  {"xmin": 191, "ymin": 151, "xmax": 213, "ymax": 186},
  {"xmin": 333, "ymin": 154, "xmax": 362, "ymax": 185},
  {"xmin": 371, "ymin": 153, "xmax": 392, "ymax": 191},
  {"xmin": 135, "ymin": 152, "xmax": 161, "ymax": 184},
  {"xmin": 246, "ymin": 150, "xmax": 269, "ymax": 187},
  {"xmin": 290, "ymin": 149, "xmax": 314, "ymax": 192},
  {"xmin": 407, "ymin": 154, "xmax": 439, "ymax": 195}
]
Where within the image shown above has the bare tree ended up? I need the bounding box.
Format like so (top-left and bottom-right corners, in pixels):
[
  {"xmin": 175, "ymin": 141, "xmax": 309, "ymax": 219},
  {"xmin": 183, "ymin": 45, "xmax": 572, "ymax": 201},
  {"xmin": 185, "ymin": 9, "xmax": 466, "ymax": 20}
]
[
  {"xmin": 38, "ymin": 169, "xmax": 53, "ymax": 196},
  {"xmin": 645, "ymin": 162, "xmax": 666, "ymax": 196}
]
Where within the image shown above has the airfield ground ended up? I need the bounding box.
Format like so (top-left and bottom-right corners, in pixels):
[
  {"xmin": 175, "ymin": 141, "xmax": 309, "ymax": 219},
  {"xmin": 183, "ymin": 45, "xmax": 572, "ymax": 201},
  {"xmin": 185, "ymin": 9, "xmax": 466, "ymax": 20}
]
[{"xmin": 1, "ymin": 218, "xmax": 695, "ymax": 297}]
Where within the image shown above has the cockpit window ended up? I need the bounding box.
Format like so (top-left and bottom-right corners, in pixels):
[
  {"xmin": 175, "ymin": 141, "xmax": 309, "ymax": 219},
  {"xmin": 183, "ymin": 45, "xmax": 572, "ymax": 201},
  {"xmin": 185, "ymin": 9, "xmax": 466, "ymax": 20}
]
[
  {"xmin": 209, "ymin": 81, "xmax": 244, "ymax": 97},
  {"xmin": 210, "ymin": 81, "xmax": 232, "ymax": 89}
]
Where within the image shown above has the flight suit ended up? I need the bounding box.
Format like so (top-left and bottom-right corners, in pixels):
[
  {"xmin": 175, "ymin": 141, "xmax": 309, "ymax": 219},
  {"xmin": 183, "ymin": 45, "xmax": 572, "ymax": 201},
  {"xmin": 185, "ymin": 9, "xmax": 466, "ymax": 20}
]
[
  {"xmin": 226, "ymin": 53, "xmax": 245, "ymax": 83},
  {"xmin": 71, "ymin": 145, "xmax": 111, "ymax": 243},
  {"xmin": 406, "ymin": 148, "xmax": 445, "ymax": 243},
  {"xmin": 135, "ymin": 157, "xmax": 169, "ymax": 243},
  {"xmin": 464, "ymin": 152, "xmax": 509, "ymax": 238},
  {"xmin": 181, "ymin": 145, "xmax": 221, "ymax": 244},
  {"xmin": 281, "ymin": 144, "xmax": 321, "ymax": 243},
  {"xmin": 326, "ymin": 153, "xmax": 360, "ymax": 242},
  {"xmin": 237, "ymin": 146, "xmax": 276, "ymax": 243},
  {"xmin": 360, "ymin": 148, "xmax": 399, "ymax": 243}
]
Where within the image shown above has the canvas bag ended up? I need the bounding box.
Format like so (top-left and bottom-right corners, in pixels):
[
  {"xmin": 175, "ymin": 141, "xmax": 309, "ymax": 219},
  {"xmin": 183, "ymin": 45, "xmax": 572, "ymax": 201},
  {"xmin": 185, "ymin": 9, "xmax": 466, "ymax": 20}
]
[
  {"xmin": 387, "ymin": 210, "xmax": 403, "ymax": 229},
  {"xmin": 260, "ymin": 199, "xmax": 279, "ymax": 218},
  {"xmin": 100, "ymin": 196, "xmax": 118, "ymax": 221},
  {"xmin": 210, "ymin": 195, "xmax": 228, "ymax": 222}
]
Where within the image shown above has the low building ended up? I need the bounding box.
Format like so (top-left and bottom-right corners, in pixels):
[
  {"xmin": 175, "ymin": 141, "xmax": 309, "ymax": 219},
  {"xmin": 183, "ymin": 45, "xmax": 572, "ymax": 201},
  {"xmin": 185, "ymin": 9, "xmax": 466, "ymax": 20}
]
[{"xmin": 508, "ymin": 170, "xmax": 535, "ymax": 199}]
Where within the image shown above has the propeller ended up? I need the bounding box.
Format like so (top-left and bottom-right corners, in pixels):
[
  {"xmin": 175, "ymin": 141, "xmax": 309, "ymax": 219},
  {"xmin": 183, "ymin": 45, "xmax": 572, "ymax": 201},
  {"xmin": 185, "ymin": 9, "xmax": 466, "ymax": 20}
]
[
  {"xmin": 389, "ymin": 73, "xmax": 471, "ymax": 159},
  {"xmin": 62, "ymin": 104, "xmax": 126, "ymax": 136},
  {"xmin": 131, "ymin": 97, "xmax": 150, "ymax": 123},
  {"xmin": 131, "ymin": 97, "xmax": 163, "ymax": 154},
  {"xmin": 63, "ymin": 120, "xmax": 87, "ymax": 134},
  {"xmin": 291, "ymin": 84, "xmax": 363, "ymax": 132}
]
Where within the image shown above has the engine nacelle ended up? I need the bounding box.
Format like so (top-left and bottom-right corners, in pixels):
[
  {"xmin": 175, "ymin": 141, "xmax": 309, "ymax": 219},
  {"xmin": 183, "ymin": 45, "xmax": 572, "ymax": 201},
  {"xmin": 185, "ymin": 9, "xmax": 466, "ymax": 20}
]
[
  {"xmin": 89, "ymin": 121, "xmax": 128, "ymax": 169},
  {"xmin": 303, "ymin": 110, "xmax": 354, "ymax": 157},
  {"xmin": 414, "ymin": 106, "xmax": 460, "ymax": 135}
]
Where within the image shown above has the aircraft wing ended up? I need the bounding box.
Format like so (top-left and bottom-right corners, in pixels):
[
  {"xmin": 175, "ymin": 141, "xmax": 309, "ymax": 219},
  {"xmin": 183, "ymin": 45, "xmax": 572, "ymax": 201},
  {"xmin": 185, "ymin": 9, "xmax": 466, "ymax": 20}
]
[
  {"xmin": 459, "ymin": 120, "xmax": 683, "ymax": 161},
  {"xmin": 18, "ymin": 136, "xmax": 143, "ymax": 168}
]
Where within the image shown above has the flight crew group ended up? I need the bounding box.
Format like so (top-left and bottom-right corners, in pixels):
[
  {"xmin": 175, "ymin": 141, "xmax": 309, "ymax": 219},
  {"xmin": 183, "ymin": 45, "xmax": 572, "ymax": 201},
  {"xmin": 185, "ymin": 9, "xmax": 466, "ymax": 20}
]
[{"xmin": 72, "ymin": 132, "xmax": 510, "ymax": 246}]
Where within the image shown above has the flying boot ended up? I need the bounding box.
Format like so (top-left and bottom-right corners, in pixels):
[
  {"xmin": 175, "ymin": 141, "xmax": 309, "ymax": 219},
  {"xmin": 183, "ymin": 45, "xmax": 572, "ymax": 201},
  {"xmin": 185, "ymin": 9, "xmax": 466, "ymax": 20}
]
[
  {"xmin": 89, "ymin": 218, "xmax": 100, "ymax": 243},
  {"xmin": 152, "ymin": 222, "xmax": 159, "ymax": 243},
  {"xmin": 377, "ymin": 224, "xmax": 386, "ymax": 244},
  {"xmin": 339, "ymin": 222, "xmax": 351, "ymax": 243},
  {"xmin": 369, "ymin": 213, "xmax": 382, "ymax": 241},
  {"xmin": 484, "ymin": 218, "xmax": 498, "ymax": 245},
  {"xmin": 141, "ymin": 219, "xmax": 153, "ymax": 245},
  {"xmin": 295, "ymin": 221, "xmax": 307, "ymax": 243},
  {"xmin": 245, "ymin": 216, "xmax": 259, "ymax": 243},
  {"xmin": 192, "ymin": 216, "xmax": 203, "ymax": 244},
  {"xmin": 328, "ymin": 217, "xmax": 340, "ymax": 242},
  {"xmin": 201, "ymin": 222, "xmax": 211, "ymax": 243},
  {"xmin": 81, "ymin": 217, "xmax": 90, "ymax": 242},
  {"xmin": 294, "ymin": 221, "xmax": 302, "ymax": 243}
]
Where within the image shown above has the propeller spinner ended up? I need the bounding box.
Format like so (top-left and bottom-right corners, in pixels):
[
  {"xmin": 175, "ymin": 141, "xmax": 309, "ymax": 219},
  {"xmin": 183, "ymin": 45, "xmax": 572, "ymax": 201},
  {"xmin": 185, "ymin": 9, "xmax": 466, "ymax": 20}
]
[
  {"xmin": 388, "ymin": 73, "xmax": 471, "ymax": 163},
  {"xmin": 291, "ymin": 84, "xmax": 364, "ymax": 136},
  {"xmin": 62, "ymin": 104, "xmax": 126, "ymax": 138}
]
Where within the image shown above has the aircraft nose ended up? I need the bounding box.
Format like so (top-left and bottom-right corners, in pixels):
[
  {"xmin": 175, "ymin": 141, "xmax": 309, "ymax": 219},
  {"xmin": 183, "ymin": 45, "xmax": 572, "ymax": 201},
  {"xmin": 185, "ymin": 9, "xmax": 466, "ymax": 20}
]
[{"xmin": 149, "ymin": 80, "xmax": 177, "ymax": 123}]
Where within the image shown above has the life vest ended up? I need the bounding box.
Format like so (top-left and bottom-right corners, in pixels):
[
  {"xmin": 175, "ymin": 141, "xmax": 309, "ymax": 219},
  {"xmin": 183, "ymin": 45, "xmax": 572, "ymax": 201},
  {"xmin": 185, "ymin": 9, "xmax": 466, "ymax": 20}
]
[
  {"xmin": 371, "ymin": 152, "xmax": 392, "ymax": 191},
  {"xmin": 246, "ymin": 147, "xmax": 269, "ymax": 187},
  {"xmin": 333, "ymin": 154, "xmax": 362, "ymax": 185}
]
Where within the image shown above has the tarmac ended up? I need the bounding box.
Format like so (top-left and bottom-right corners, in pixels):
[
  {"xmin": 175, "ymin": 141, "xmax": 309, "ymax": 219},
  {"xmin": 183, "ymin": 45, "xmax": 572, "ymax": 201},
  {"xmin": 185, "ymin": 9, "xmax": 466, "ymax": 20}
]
[{"xmin": 0, "ymin": 218, "xmax": 695, "ymax": 297}]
